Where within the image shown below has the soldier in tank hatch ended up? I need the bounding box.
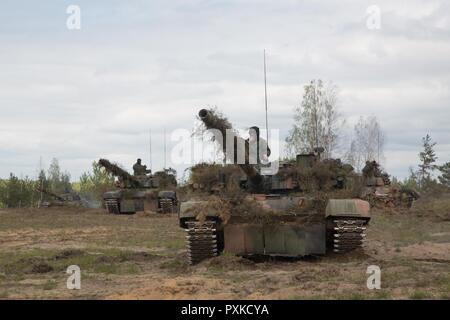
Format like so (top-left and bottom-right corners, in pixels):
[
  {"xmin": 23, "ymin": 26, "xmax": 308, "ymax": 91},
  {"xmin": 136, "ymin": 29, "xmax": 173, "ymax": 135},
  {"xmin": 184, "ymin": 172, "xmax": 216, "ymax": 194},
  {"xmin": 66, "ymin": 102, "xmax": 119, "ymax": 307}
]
[{"xmin": 133, "ymin": 158, "xmax": 151, "ymax": 176}]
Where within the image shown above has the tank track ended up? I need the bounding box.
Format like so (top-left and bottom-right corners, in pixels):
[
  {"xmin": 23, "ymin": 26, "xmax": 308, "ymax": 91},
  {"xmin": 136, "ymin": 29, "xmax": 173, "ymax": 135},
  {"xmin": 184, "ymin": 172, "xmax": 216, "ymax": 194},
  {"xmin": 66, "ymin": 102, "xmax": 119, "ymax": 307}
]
[
  {"xmin": 185, "ymin": 221, "xmax": 218, "ymax": 265},
  {"xmin": 159, "ymin": 198, "xmax": 174, "ymax": 214},
  {"xmin": 104, "ymin": 198, "xmax": 120, "ymax": 214},
  {"xmin": 330, "ymin": 218, "xmax": 367, "ymax": 253}
]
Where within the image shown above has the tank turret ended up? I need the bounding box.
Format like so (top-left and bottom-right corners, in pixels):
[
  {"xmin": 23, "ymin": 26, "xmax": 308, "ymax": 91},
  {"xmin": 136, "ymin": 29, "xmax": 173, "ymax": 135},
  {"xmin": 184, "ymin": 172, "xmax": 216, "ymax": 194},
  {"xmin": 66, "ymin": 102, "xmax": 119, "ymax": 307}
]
[{"xmin": 198, "ymin": 109, "xmax": 352, "ymax": 194}]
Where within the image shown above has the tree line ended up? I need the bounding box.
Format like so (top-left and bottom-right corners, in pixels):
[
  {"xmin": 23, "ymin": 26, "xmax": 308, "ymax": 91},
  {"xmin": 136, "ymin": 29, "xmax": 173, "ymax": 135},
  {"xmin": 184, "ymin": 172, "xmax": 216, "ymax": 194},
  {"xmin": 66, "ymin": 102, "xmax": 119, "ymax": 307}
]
[
  {"xmin": 0, "ymin": 159, "xmax": 114, "ymax": 208},
  {"xmin": 2, "ymin": 79, "xmax": 449, "ymax": 207},
  {"xmin": 0, "ymin": 158, "xmax": 72, "ymax": 208}
]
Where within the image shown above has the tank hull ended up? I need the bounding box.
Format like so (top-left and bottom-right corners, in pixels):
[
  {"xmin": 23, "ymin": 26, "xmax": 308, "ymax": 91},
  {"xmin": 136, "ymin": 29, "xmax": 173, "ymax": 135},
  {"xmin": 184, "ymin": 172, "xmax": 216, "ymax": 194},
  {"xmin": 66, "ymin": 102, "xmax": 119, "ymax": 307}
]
[
  {"xmin": 103, "ymin": 189, "xmax": 178, "ymax": 214},
  {"xmin": 103, "ymin": 190, "xmax": 145, "ymax": 214},
  {"xmin": 179, "ymin": 197, "xmax": 370, "ymax": 264}
]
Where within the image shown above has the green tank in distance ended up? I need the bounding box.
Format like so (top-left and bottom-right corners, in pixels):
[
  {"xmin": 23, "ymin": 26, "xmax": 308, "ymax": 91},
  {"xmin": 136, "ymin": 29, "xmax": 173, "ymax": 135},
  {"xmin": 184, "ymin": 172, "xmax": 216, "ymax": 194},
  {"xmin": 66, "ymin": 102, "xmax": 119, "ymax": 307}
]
[
  {"xmin": 99, "ymin": 158, "xmax": 178, "ymax": 214},
  {"xmin": 37, "ymin": 187, "xmax": 83, "ymax": 208}
]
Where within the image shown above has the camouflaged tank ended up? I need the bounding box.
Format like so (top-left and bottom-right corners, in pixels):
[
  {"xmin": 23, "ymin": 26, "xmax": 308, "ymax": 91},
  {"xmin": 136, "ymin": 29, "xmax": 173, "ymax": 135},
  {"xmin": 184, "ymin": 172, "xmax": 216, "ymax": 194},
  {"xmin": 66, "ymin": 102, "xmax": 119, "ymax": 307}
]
[
  {"xmin": 178, "ymin": 109, "xmax": 371, "ymax": 264},
  {"xmin": 99, "ymin": 159, "xmax": 178, "ymax": 214},
  {"xmin": 360, "ymin": 161, "xmax": 420, "ymax": 208},
  {"xmin": 37, "ymin": 188, "xmax": 84, "ymax": 208}
]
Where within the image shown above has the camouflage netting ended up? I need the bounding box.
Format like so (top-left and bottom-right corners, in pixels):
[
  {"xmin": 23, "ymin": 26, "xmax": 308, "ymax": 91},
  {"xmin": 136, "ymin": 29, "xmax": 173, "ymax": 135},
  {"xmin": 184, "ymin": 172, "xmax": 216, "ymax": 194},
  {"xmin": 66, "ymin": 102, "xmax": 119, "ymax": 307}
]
[
  {"xmin": 184, "ymin": 157, "xmax": 362, "ymax": 224},
  {"xmin": 234, "ymin": 195, "xmax": 324, "ymax": 224},
  {"xmin": 98, "ymin": 158, "xmax": 136, "ymax": 184},
  {"xmin": 184, "ymin": 194, "xmax": 275, "ymax": 225},
  {"xmin": 183, "ymin": 195, "xmax": 233, "ymax": 224},
  {"xmin": 153, "ymin": 169, "xmax": 177, "ymax": 188},
  {"xmin": 277, "ymin": 158, "xmax": 355, "ymax": 193},
  {"xmin": 362, "ymin": 160, "xmax": 391, "ymax": 185},
  {"xmin": 194, "ymin": 108, "xmax": 235, "ymax": 159},
  {"xmin": 195, "ymin": 108, "xmax": 262, "ymax": 186},
  {"xmin": 186, "ymin": 191, "xmax": 325, "ymax": 225},
  {"xmin": 188, "ymin": 163, "xmax": 243, "ymax": 193},
  {"xmin": 360, "ymin": 160, "xmax": 420, "ymax": 209},
  {"xmin": 195, "ymin": 108, "xmax": 234, "ymax": 139}
]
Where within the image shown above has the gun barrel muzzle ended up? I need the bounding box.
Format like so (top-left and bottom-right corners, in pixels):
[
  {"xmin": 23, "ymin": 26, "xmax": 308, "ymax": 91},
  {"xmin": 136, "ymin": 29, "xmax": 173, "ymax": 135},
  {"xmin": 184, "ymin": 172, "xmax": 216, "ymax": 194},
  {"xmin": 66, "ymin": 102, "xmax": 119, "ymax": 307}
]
[{"xmin": 198, "ymin": 109, "xmax": 208, "ymax": 119}]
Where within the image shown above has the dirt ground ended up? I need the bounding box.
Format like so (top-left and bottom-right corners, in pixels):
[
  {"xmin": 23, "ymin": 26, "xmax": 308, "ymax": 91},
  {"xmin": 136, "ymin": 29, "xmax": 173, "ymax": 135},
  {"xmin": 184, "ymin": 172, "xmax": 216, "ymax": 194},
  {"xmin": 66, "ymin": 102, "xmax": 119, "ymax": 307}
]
[{"xmin": 0, "ymin": 205, "xmax": 449, "ymax": 300}]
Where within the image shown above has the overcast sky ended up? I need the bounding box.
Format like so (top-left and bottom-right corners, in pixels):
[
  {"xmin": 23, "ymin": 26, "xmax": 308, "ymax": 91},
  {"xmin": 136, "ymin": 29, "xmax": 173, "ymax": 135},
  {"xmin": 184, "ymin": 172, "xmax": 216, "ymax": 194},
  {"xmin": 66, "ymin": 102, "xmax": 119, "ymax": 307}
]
[{"xmin": 1, "ymin": 0, "xmax": 449, "ymax": 181}]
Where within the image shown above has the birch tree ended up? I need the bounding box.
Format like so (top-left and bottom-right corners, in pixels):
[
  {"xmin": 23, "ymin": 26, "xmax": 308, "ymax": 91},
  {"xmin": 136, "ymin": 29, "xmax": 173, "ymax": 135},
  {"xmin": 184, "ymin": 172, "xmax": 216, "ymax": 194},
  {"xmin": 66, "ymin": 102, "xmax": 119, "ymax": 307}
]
[
  {"xmin": 285, "ymin": 80, "xmax": 342, "ymax": 159},
  {"xmin": 346, "ymin": 116, "xmax": 385, "ymax": 172}
]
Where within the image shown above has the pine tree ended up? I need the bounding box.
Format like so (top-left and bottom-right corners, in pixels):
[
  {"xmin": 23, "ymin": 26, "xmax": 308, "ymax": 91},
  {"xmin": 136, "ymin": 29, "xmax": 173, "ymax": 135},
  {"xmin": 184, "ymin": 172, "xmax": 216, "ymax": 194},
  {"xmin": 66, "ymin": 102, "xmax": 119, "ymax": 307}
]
[
  {"xmin": 438, "ymin": 162, "xmax": 450, "ymax": 188},
  {"xmin": 418, "ymin": 134, "xmax": 437, "ymax": 189},
  {"xmin": 3, "ymin": 173, "xmax": 21, "ymax": 208},
  {"xmin": 402, "ymin": 167, "xmax": 419, "ymax": 190}
]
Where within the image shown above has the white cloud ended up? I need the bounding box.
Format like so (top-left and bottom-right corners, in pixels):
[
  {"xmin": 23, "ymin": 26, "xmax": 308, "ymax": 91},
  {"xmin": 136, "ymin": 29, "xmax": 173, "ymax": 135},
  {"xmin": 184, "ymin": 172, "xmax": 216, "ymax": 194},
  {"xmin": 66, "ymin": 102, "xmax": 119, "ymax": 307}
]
[{"xmin": 0, "ymin": 0, "xmax": 449, "ymax": 180}]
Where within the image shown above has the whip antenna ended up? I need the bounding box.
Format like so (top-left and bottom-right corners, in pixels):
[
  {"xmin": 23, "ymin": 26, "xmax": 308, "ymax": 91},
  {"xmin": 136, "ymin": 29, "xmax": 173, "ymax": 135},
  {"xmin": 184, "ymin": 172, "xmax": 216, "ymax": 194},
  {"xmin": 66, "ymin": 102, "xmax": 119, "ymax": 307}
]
[
  {"xmin": 164, "ymin": 127, "xmax": 167, "ymax": 169},
  {"xmin": 264, "ymin": 49, "xmax": 269, "ymax": 143},
  {"xmin": 149, "ymin": 129, "xmax": 152, "ymax": 171}
]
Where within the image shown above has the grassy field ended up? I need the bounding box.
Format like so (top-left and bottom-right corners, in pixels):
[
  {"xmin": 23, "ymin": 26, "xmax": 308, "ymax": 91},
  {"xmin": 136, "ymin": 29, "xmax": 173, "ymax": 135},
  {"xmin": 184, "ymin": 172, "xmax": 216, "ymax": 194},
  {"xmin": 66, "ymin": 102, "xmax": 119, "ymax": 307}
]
[{"xmin": 0, "ymin": 203, "xmax": 449, "ymax": 300}]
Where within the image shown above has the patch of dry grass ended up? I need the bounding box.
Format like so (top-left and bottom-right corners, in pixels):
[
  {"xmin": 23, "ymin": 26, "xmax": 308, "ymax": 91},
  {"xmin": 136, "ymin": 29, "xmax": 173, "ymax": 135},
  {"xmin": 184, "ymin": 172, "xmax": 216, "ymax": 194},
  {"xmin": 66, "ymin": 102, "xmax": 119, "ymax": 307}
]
[{"xmin": 411, "ymin": 196, "xmax": 450, "ymax": 221}]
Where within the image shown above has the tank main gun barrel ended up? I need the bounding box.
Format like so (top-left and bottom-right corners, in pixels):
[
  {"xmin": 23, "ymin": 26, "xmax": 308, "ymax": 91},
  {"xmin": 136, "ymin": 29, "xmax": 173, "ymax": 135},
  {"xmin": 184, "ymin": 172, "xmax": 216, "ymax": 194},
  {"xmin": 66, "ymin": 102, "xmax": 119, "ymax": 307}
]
[
  {"xmin": 98, "ymin": 158, "xmax": 140, "ymax": 187},
  {"xmin": 198, "ymin": 108, "xmax": 233, "ymax": 137},
  {"xmin": 198, "ymin": 109, "xmax": 262, "ymax": 188}
]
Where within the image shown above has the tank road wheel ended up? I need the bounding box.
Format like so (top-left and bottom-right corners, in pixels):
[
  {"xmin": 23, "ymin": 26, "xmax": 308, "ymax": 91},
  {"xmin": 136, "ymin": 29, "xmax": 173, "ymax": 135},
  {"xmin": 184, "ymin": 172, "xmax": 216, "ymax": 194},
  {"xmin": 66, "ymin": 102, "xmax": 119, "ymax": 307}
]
[
  {"xmin": 159, "ymin": 198, "xmax": 174, "ymax": 214},
  {"xmin": 328, "ymin": 218, "xmax": 368, "ymax": 253},
  {"xmin": 185, "ymin": 221, "xmax": 218, "ymax": 265},
  {"xmin": 105, "ymin": 198, "xmax": 120, "ymax": 214}
]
